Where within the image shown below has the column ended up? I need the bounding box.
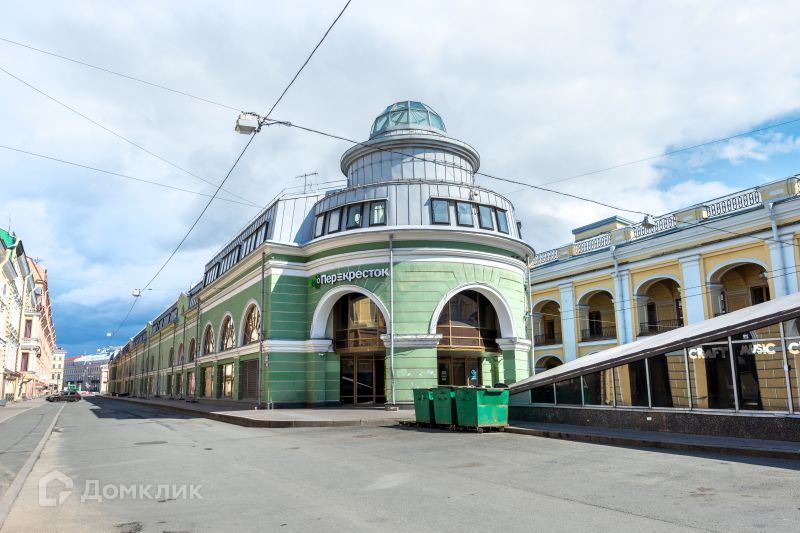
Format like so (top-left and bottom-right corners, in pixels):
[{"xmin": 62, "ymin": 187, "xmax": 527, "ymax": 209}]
[
  {"xmin": 614, "ymin": 269, "xmax": 634, "ymax": 343},
  {"xmin": 381, "ymin": 334, "xmax": 440, "ymax": 405},
  {"xmin": 496, "ymin": 338, "xmax": 532, "ymax": 384},
  {"xmin": 769, "ymin": 233, "xmax": 798, "ymax": 297},
  {"xmin": 679, "ymin": 255, "xmax": 706, "ymax": 324},
  {"xmin": 558, "ymin": 282, "xmax": 578, "ymax": 361}
]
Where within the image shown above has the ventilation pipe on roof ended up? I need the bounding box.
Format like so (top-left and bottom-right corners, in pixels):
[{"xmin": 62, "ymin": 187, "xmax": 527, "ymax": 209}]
[{"xmin": 610, "ymin": 246, "xmax": 627, "ymax": 343}]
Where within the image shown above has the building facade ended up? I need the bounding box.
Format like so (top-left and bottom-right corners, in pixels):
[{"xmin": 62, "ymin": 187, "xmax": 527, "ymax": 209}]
[
  {"xmin": 1, "ymin": 228, "xmax": 44, "ymax": 401},
  {"xmin": 64, "ymin": 353, "xmax": 111, "ymax": 392},
  {"xmin": 530, "ymin": 177, "xmax": 800, "ymax": 372},
  {"xmin": 110, "ymin": 101, "xmax": 535, "ymax": 407},
  {"xmin": 51, "ymin": 347, "xmax": 66, "ymax": 392}
]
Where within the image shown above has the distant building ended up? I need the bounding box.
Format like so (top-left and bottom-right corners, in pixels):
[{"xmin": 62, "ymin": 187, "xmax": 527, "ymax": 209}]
[
  {"xmin": 51, "ymin": 347, "xmax": 66, "ymax": 391},
  {"xmin": 64, "ymin": 353, "xmax": 111, "ymax": 393}
]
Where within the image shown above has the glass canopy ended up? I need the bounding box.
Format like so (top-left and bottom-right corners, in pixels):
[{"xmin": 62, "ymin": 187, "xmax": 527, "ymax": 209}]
[{"xmin": 370, "ymin": 101, "xmax": 446, "ymax": 137}]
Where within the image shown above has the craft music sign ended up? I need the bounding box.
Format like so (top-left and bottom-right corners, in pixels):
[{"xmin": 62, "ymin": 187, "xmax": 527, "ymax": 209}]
[{"xmin": 308, "ymin": 268, "xmax": 389, "ymax": 289}]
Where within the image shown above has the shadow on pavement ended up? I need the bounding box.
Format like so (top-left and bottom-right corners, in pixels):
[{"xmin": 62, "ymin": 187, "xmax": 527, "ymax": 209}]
[{"xmin": 82, "ymin": 396, "xmax": 199, "ymax": 420}]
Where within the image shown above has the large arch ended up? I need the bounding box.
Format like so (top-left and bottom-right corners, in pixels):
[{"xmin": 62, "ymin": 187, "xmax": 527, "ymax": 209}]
[
  {"xmin": 310, "ymin": 285, "xmax": 390, "ymax": 339},
  {"xmin": 428, "ymin": 283, "xmax": 516, "ymax": 338},
  {"xmin": 707, "ymin": 258, "xmax": 769, "ymax": 284},
  {"xmin": 238, "ymin": 298, "xmax": 261, "ymax": 345},
  {"xmin": 535, "ymin": 354, "xmax": 563, "ymax": 371},
  {"xmin": 634, "ymin": 276, "xmax": 683, "ymax": 336},
  {"xmin": 532, "ymin": 298, "xmax": 562, "ymax": 346},
  {"xmin": 577, "ymin": 289, "xmax": 616, "ymax": 342}
]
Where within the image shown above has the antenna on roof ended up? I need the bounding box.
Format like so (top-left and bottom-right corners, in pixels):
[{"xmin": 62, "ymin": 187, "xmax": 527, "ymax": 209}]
[{"xmin": 295, "ymin": 172, "xmax": 318, "ymax": 194}]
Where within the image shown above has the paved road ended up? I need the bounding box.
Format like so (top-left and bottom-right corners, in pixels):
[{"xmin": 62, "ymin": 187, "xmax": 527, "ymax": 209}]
[
  {"xmin": 2, "ymin": 397, "xmax": 800, "ymax": 532},
  {"xmin": 0, "ymin": 401, "xmax": 61, "ymax": 496}
]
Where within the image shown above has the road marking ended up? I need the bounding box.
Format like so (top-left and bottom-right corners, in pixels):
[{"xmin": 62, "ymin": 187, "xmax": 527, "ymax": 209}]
[{"xmin": 0, "ymin": 403, "xmax": 64, "ymax": 530}]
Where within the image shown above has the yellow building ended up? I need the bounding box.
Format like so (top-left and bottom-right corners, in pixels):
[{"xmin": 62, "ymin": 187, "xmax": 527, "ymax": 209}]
[{"xmin": 531, "ymin": 176, "xmax": 800, "ymax": 371}]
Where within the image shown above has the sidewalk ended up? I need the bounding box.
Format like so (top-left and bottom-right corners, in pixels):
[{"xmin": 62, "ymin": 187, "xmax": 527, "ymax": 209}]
[
  {"xmin": 0, "ymin": 398, "xmax": 47, "ymax": 425},
  {"xmin": 506, "ymin": 420, "xmax": 800, "ymax": 461},
  {"xmin": 103, "ymin": 395, "xmax": 413, "ymax": 428}
]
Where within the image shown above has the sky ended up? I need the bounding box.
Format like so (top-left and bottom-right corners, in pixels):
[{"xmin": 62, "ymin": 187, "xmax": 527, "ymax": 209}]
[{"xmin": 1, "ymin": 0, "xmax": 799, "ymax": 356}]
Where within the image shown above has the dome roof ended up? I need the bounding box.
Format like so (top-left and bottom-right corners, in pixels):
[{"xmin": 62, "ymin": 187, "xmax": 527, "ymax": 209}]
[{"xmin": 370, "ymin": 101, "xmax": 446, "ymax": 137}]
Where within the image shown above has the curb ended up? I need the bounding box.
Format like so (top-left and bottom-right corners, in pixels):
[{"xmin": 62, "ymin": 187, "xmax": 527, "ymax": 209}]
[
  {"xmin": 106, "ymin": 396, "xmax": 411, "ymax": 429},
  {"xmin": 505, "ymin": 426, "xmax": 800, "ymax": 461}
]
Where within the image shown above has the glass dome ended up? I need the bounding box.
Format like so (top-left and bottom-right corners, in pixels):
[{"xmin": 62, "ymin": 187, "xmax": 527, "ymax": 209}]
[{"xmin": 369, "ymin": 101, "xmax": 446, "ymax": 137}]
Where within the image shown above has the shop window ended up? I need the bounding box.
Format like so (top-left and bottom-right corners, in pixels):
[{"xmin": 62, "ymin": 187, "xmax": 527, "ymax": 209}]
[
  {"xmin": 496, "ymin": 209, "xmax": 509, "ymax": 234},
  {"xmin": 531, "ymin": 384, "xmax": 555, "ymax": 404},
  {"xmin": 478, "ymin": 205, "xmax": 494, "ymax": 230},
  {"xmin": 582, "ymin": 369, "xmax": 614, "ymax": 406},
  {"xmin": 687, "ymin": 343, "xmax": 735, "ymax": 409},
  {"xmin": 648, "ymin": 350, "xmax": 689, "ymax": 408},
  {"xmin": 243, "ymin": 305, "xmax": 261, "ymax": 345},
  {"xmin": 555, "ymin": 377, "xmax": 582, "ymax": 405},
  {"xmin": 188, "ymin": 339, "xmax": 196, "ymax": 362},
  {"xmin": 613, "ymin": 360, "xmax": 648, "ymax": 407},
  {"xmin": 221, "ymin": 364, "xmax": 234, "ymax": 398},
  {"xmin": 346, "ymin": 204, "xmax": 363, "ymax": 229},
  {"xmin": 220, "ymin": 316, "xmax": 235, "ymax": 351},
  {"xmin": 369, "ymin": 201, "xmax": 386, "ymax": 226},
  {"xmin": 327, "ymin": 209, "xmax": 342, "ymax": 233},
  {"xmin": 333, "ymin": 294, "xmax": 386, "ymax": 352},
  {"xmin": 314, "ymin": 214, "xmax": 326, "ymax": 237},
  {"xmin": 431, "ymin": 199, "xmax": 450, "ymax": 224},
  {"xmin": 732, "ymin": 340, "xmax": 788, "ymax": 411},
  {"xmin": 456, "ymin": 202, "xmax": 473, "ymax": 226},
  {"xmin": 203, "ymin": 326, "xmax": 215, "ymax": 355},
  {"xmin": 786, "ymin": 337, "xmax": 800, "ymax": 413},
  {"xmin": 436, "ymin": 290, "xmax": 500, "ymax": 352}
]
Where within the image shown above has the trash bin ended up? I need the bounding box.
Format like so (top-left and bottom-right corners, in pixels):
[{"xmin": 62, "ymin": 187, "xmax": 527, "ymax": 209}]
[
  {"xmin": 432, "ymin": 386, "xmax": 458, "ymax": 426},
  {"xmin": 413, "ymin": 388, "xmax": 436, "ymax": 424},
  {"xmin": 455, "ymin": 387, "xmax": 509, "ymax": 430}
]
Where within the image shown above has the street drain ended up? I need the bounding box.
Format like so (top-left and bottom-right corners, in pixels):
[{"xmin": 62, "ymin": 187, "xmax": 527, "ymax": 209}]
[{"xmin": 134, "ymin": 441, "xmax": 167, "ymax": 445}]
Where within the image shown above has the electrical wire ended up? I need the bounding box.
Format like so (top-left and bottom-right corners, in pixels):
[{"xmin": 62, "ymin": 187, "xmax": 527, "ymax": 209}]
[
  {"xmin": 6, "ymin": 32, "xmax": 799, "ymax": 200},
  {"xmin": 110, "ymin": 0, "xmax": 351, "ymax": 337},
  {"xmin": 0, "ymin": 65, "xmax": 260, "ymax": 208},
  {"xmin": 0, "ymin": 144, "xmax": 261, "ymax": 208},
  {"xmin": 0, "ymin": 35, "xmax": 242, "ymax": 112}
]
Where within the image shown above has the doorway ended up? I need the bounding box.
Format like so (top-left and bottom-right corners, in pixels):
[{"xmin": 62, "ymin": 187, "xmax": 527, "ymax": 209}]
[
  {"xmin": 340, "ymin": 353, "xmax": 386, "ymax": 405},
  {"xmin": 437, "ymin": 355, "xmax": 482, "ymax": 386}
]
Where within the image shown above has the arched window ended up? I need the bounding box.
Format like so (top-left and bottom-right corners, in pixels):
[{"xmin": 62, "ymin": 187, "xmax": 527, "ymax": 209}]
[
  {"xmin": 243, "ymin": 305, "xmax": 261, "ymax": 345},
  {"xmin": 203, "ymin": 326, "xmax": 215, "ymax": 355},
  {"xmin": 436, "ymin": 290, "xmax": 500, "ymax": 351},
  {"xmin": 177, "ymin": 343, "xmax": 184, "ymax": 365},
  {"xmin": 188, "ymin": 339, "xmax": 196, "ymax": 362},
  {"xmin": 220, "ymin": 316, "xmax": 235, "ymax": 351},
  {"xmin": 168, "ymin": 347, "xmax": 174, "ymax": 367}
]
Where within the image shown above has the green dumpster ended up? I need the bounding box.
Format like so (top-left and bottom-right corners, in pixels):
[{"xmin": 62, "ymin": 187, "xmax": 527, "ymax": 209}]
[
  {"xmin": 412, "ymin": 388, "xmax": 436, "ymax": 424},
  {"xmin": 432, "ymin": 386, "xmax": 458, "ymax": 426},
  {"xmin": 454, "ymin": 387, "xmax": 509, "ymax": 430}
]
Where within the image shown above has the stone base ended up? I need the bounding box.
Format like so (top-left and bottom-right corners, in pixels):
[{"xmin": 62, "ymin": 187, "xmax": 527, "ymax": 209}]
[{"xmin": 510, "ymin": 405, "xmax": 800, "ymax": 442}]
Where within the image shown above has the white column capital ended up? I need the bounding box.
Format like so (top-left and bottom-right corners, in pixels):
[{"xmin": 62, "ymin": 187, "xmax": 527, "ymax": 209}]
[{"xmin": 496, "ymin": 337, "xmax": 532, "ymax": 352}]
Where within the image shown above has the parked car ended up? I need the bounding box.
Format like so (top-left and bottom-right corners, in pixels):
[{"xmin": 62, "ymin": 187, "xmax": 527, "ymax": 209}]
[{"xmin": 46, "ymin": 391, "xmax": 82, "ymax": 402}]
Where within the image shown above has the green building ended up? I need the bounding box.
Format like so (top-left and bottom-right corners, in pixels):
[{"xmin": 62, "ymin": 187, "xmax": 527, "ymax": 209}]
[{"xmin": 109, "ymin": 101, "xmax": 535, "ymax": 407}]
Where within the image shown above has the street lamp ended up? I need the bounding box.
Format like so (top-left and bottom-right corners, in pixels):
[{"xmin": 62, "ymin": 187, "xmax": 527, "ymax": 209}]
[{"xmin": 235, "ymin": 112, "xmax": 261, "ymax": 135}]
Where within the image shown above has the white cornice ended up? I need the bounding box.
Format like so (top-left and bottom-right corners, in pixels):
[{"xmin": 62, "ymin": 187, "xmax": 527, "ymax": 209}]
[{"xmin": 380, "ymin": 334, "xmax": 442, "ymax": 348}]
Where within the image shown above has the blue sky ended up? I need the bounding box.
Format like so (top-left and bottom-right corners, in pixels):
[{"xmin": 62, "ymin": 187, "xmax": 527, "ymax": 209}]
[{"xmin": 1, "ymin": 1, "xmax": 799, "ymax": 355}]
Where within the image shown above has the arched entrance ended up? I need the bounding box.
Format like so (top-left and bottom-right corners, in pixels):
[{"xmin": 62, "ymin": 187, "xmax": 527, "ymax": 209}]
[
  {"xmin": 578, "ymin": 290, "xmax": 616, "ymax": 342},
  {"xmin": 331, "ymin": 293, "xmax": 387, "ymax": 405},
  {"xmin": 709, "ymin": 262, "xmax": 770, "ymax": 315},
  {"xmin": 533, "ymin": 299, "xmax": 562, "ymax": 346},
  {"xmin": 635, "ymin": 278, "xmax": 683, "ymax": 336},
  {"xmin": 435, "ymin": 290, "xmax": 502, "ymax": 386}
]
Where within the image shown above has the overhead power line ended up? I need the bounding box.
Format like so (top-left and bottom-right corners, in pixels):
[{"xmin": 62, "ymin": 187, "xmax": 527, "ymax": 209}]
[
  {"xmin": 0, "ymin": 144, "xmax": 261, "ymax": 208},
  {"xmin": 111, "ymin": 0, "xmax": 351, "ymax": 336},
  {"xmin": 0, "ymin": 35, "xmax": 242, "ymax": 112},
  {"xmin": 0, "ymin": 65, "xmax": 260, "ymax": 208},
  {"xmin": 5, "ymin": 33, "xmax": 799, "ymax": 201}
]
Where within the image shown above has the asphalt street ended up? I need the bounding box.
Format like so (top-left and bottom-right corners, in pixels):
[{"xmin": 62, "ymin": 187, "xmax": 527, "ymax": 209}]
[{"xmin": 1, "ymin": 397, "xmax": 799, "ymax": 532}]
